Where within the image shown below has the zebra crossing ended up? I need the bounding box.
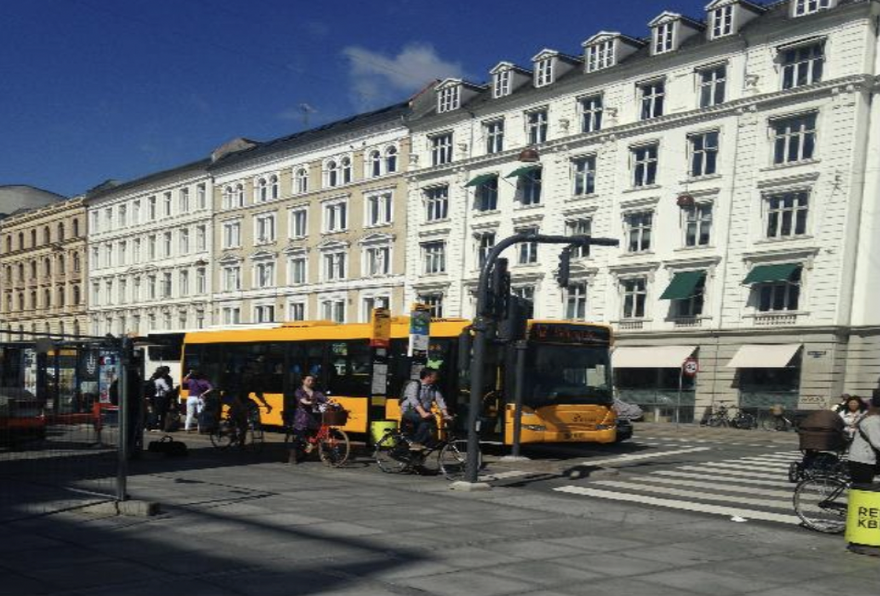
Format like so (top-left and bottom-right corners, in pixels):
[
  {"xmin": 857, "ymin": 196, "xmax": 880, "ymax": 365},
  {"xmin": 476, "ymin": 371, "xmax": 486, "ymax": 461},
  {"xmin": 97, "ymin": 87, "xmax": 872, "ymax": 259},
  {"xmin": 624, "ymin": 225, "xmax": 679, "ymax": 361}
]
[{"xmin": 552, "ymin": 450, "xmax": 804, "ymax": 525}]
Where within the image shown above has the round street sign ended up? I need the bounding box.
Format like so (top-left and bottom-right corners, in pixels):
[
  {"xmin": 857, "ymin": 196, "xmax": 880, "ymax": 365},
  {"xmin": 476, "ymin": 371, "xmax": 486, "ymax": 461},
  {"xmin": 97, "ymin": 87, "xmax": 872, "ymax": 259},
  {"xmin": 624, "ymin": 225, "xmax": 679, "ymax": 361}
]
[{"xmin": 683, "ymin": 358, "xmax": 699, "ymax": 377}]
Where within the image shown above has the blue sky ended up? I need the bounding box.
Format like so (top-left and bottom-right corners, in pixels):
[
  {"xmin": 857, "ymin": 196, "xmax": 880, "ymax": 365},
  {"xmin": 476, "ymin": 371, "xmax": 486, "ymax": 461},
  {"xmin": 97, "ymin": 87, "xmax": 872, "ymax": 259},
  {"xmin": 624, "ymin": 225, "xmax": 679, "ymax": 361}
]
[{"xmin": 1, "ymin": 0, "xmax": 715, "ymax": 197}]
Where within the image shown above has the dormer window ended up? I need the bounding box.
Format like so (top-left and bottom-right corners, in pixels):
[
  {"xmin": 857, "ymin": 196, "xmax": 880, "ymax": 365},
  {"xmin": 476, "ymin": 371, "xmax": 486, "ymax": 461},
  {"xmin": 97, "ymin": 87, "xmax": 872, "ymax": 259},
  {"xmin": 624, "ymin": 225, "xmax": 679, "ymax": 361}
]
[
  {"xmin": 711, "ymin": 4, "xmax": 734, "ymax": 38},
  {"xmin": 437, "ymin": 85, "xmax": 460, "ymax": 113},
  {"xmin": 493, "ymin": 69, "xmax": 511, "ymax": 98},
  {"xmin": 535, "ymin": 58, "xmax": 553, "ymax": 87},
  {"xmin": 654, "ymin": 21, "xmax": 674, "ymax": 54},
  {"xmin": 793, "ymin": 0, "xmax": 833, "ymax": 17},
  {"xmin": 585, "ymin": 38, "xmax": 615, "ymax": 73}
]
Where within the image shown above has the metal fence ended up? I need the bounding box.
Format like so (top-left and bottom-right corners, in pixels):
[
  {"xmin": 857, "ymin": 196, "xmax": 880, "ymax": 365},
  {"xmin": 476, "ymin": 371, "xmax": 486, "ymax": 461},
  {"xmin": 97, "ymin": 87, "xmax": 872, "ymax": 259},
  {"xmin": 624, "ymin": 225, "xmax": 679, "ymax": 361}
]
[{"xmin": 0, "ymin": 332, "xmax": 136, "ymax": 523}]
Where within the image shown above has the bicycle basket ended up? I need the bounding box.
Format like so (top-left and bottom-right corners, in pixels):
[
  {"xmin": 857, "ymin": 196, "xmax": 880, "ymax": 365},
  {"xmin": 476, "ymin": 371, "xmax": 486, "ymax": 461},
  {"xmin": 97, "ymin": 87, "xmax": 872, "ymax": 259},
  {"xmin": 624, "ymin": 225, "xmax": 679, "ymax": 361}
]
[{"xmin": 322, "ymin": 409, "xmax": 349, "ymax": 426}]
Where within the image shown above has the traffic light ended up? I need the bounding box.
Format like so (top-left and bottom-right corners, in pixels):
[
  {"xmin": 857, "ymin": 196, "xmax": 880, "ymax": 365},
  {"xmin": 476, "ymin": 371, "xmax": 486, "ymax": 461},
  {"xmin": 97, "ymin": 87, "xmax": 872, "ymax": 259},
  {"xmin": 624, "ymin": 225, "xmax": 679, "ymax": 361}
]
[
  {"xmin": 481, "ymin": 258, "xmax": 510, "ymax": 318},
  {"xmin": 556, "ymin": 247, "xmax": 572, "ymax": 288}
]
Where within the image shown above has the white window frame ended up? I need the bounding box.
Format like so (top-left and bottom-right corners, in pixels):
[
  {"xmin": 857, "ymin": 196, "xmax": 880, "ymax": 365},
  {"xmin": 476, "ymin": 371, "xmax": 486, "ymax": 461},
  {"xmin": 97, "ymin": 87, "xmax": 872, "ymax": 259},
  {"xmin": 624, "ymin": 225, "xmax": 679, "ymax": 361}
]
[
  {"xmin": 361, "ymin": 295, "xmax": 390, "ymax": 323},
  {"xmin": 179, "ymin": 187, "xmax": 190, "ymax": 212},
  {"xmin": 518, "ymin": 168, "xmax": 542, "ymax": 206},
  {"xmin": 579, "ymin": 95, "xmax": 603, "ymax": 133},
  {"xmin": 698, "ymin": 64, "xmax": 726, "ymax": 108},
  {"xmin": 476, "ymin": 231, "xmax": 496, "ymax": 269},
  {"xmin": 621, "ymin": 276, "xmax": 648, "ymax": 319},
  {"xmin": 368, "ymin": 150, "xmax": 382, "ymax": 178},
  {"xmin": 254, "ymin": 212, "xmax": 277, "ymax": 245},
  {"xmin": 222, "ymin": 221, "xmax": 242, "ymax": 249},
  {"xmin": 289, "ymin": 206, "xmax": 309, "ymax": 239},
  {"xmin": 363, "ymin": 245, "xmax": 391, "ymax": 277},
  {"xmin": 793, "ymin": 0, "xmax": 833, "ymax": 17},
  {"xmin": 585, "ymin": 39, "xmax": 615, "ymax": 73},
  {"xmin": 222, "ymin": 306, "xmax": 242, "ymax": 325},
  {"xmin": 437, "ymin": 85, "xmax": 460, "ymax": 113},
  {"xmin": 710, "ymin": 4, "xmax": 734, "ymax": 39},
  {"xmin": 288, "ymin": 301, "xmax": 307, "ymax": 322},
  {"xmin": 771, "ymin": 113, "xmax": 817, "ymax": 164},
  {"xmin": 422, "ymin": 241, "xmax": 446, "ymax": 275},
  {"xmin": 254, "ymin": 304, "xmax": 276, "ymax": 323},
  {"xmin": 780, "ymin": 41, "xmax": 825, "ymax": 90},
  {"xmin": 320, "ymin": 298, "xmax": 346, "ymax": 323},
  {"xmin": 572, "ymin": 155, "xmax": 596, "ymax": 196},
  {"xmin": 631, "ymin": 143, "xmax": 659, "ymax": 187},
  {"xmin": 516, "ymin": 227, "xmax": 539, "ymax": 265},
  {"xmin": 323, "ymin": 251, "xmax": 347, "ymax": 281},
  {"xmin": 365, "ymin": 191, "xmax": 393, "ymax": 227},
  {"xmin": 323, "ymin": 199, "xmax": 348, "ymax": 233},
  {"xmin": 653, "ymin": 21, "xmax": 675, "ymax": 54},
  {"xmin": 566, "ymin": 219, "xmax": 592, "ymax": 258},
  {"xmin": 294, "ymin": 168, "xmax": 309, "ymax": 194},
  {"xmin": 325, "ymin": 160, "xmax": 340, "ymax": 188},
  {"xmin": 385, "ymin": 145, "xmax": 398, "ymax": 173},
  {"xmin": 418, "ymin": 293, "xmax": 444, "ymax": 318},
  {"xmin": 526, "ymin": 109, "xmax": 548, "ymax": 145},
  {"xmin": 424, "ymin": 186, "xmax": 449, "ymax": 222},
  {"xmin": 534, "ymin": 58, "xmax": 554, "ymax": 87},
  {"xmin": 624, "ymin": 211, "xmax": 654, "ymax": 253},
  {"xmin": 254, "ymin": 260, "xmax": 276, "ymax": 289},
  {"xmin": 222, "ymin": 265, "xmax": 241, "ymax": 292},
  {"xmin": 196, "ymin": 225, "xmax": 207, "ymax": 252},
  {"xmin": 288, "ymin": 253, "xmax": 308, "ymax": 285},
  {"xmin": 430, "ymin": 133, "xmax": 453, "ymax": 166},
  {"xmin": 756, "ymin": 271, "xmax": 802, "ymax": 313},
  {"xmin": 683, "ymin": 202, "xmax": 713, "ymax": 247},
  {"xmin": 179, "ymin": 228, "xmax": 190, "ymax": 255},
  {"xmin": 764, "ymin": 190, "xmax": 810, "ymax": 239},
  {"xmin": 485, "ymin": 119, "xmax": 504, "ymax": 154},
  {"xmin": 163, "ymin": 192, "xmax": 173, "ymax": 217},
  {"xmin": 565, "ymin": 282, "xmax": 588, "ymax": 320},
  {"xmin": 493, "ymin": 69, "xmax": 511, "ymax": 98},
  {"xmin": 689, "ymin": 130, "xmax": 720, "ymax": 178},
  {"xmin": 639, "ymin": 80, "xmax": 665, "ymax": 120}
]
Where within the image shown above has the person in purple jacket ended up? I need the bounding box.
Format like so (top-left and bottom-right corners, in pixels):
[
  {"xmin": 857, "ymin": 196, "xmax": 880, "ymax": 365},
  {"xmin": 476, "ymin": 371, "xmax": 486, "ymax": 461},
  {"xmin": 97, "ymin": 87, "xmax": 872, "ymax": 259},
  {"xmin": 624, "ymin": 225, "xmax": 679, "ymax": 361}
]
[{"xmin": 182, "ymin": 369, "xmax": 213, "ymax": 433}]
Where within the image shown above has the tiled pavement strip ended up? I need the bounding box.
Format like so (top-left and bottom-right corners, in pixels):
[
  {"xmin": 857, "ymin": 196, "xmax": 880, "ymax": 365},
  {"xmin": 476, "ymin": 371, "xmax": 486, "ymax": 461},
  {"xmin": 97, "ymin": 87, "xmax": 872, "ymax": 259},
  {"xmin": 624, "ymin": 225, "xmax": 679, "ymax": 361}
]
[{"xmin": 2, "ymin": 422, "xmax": 878, "ymax": 596}]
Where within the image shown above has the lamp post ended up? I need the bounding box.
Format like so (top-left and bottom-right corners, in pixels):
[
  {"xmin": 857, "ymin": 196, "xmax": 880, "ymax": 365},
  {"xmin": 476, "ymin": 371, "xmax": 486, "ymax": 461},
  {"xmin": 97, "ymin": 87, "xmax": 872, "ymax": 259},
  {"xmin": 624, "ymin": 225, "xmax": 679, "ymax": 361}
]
[{"xmin": 462, "ymin": 232, "xmax": 619, "ymax": 486}]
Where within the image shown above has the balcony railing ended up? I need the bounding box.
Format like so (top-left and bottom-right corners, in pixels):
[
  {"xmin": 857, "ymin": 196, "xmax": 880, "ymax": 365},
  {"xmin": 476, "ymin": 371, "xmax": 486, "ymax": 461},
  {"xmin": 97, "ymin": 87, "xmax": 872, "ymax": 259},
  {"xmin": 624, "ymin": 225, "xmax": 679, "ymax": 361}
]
[
  {"xmin": 618, "ymin": 320, "xmax": 645, "ymax": 331},
  {"xmin": 671, "ymin": 317, "xmax": 704, "ymax": 328},
  {"xmin": 754, "ymin": 313, "xmax": 798, "ymax": 327}
]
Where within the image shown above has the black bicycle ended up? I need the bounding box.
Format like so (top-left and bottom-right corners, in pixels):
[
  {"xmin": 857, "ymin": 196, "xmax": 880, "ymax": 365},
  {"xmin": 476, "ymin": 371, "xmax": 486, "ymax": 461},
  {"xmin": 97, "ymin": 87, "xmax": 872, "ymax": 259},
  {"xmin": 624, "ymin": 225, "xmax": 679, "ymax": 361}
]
[
  {"xmin": 373, "ymin": 417, "xmax": 481, "ymax": 480},
  {"xmin": 792, "ymin": 467, "xmax": 850, "ymax": 533},
  {"xmin": 704, "ymin": 404, "xmax": 755, "ymax": 429}
]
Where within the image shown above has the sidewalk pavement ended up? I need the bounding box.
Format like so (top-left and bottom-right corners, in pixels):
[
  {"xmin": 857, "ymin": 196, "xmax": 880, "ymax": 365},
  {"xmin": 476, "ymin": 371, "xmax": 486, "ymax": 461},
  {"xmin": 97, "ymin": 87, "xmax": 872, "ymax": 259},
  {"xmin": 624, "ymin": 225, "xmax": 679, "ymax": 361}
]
[{"xmin": 1, "ymin": 438, "xmax": 876, "ymax": 596}]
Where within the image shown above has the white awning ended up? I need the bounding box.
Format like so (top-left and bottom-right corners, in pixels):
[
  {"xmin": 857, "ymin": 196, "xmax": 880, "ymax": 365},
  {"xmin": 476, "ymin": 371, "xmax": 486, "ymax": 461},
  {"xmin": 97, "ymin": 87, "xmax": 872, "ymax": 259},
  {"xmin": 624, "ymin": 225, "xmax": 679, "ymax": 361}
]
[
  {"xmin": 726, "ymin": 344, "xmax": 802, "ymax": 369},
  {"xmin": 612, "ymin": 346, "xmax": 696, "ymax": 369}
]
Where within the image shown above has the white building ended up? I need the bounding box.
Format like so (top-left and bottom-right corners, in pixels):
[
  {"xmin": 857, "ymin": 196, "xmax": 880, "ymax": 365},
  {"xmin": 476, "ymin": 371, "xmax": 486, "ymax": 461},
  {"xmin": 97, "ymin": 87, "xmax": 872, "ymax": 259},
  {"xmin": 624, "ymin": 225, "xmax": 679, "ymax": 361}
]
[
  {"xmin": 85, "ymin": 162, "xmax": 214, "ymax": 335},
  {"xmin": 404, "ymin": 0, "xmax": 880, "ymax": 419}
]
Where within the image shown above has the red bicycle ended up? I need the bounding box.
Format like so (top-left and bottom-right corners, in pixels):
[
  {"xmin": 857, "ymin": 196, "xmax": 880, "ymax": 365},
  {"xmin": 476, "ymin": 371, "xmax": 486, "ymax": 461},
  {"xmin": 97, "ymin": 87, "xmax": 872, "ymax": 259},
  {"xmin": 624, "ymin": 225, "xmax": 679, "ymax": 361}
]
[{"xmin": 284, "ymin": 405, "xmax": 350, "ymax": 467}]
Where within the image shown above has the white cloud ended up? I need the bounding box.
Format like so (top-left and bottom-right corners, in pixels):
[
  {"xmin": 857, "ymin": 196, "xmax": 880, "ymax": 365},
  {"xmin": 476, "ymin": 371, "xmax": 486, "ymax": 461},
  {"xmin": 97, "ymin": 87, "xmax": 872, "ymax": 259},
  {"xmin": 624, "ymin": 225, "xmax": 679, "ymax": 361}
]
[{"xmin": 342, "ymin": 43, "xmax": 466, "ymax": 109}]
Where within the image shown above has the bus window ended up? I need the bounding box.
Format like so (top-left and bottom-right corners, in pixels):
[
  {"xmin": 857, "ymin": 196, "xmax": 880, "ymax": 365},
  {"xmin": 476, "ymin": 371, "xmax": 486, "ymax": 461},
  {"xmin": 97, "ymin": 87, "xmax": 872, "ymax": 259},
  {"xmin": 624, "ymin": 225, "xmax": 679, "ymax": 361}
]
[
  {"xmin": 523, "ymin": 343, "xmax": 612, "ymax": 407},
  {"xmin": 327, "ymin": 340, "xmax": 370, "ymax": 397}
]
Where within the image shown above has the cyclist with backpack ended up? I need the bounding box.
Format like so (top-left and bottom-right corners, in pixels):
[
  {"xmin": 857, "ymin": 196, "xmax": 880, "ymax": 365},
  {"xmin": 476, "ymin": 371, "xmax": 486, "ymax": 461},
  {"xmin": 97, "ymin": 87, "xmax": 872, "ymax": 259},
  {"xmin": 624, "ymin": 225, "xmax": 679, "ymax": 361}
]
[{"xmin": 400, "ymin": 368, "xmax": 451, "ymax": 451}]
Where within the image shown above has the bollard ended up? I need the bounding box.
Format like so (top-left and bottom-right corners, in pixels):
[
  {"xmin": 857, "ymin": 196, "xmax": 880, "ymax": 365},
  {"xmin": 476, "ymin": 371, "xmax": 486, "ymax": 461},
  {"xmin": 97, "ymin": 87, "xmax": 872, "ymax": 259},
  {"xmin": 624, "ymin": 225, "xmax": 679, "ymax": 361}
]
[
  {"xmin": 370, "ymin": 420, "xmax": 397, "ymax": 446},
  {"xmin": 845, "ymin": 483, "xmax": 880, "ymax": 556}
]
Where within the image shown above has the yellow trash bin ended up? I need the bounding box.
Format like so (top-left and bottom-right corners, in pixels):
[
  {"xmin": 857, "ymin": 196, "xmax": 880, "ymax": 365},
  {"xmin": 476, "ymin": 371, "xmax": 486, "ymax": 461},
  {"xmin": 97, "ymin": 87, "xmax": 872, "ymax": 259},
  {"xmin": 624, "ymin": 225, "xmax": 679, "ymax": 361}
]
[
  {"xmin": 845, "ymin": 484, "xmax": 880, "ymax": 549},
  {"xmin": 370, "ymin": 420, "xmax": 397, "ymax": 446}
]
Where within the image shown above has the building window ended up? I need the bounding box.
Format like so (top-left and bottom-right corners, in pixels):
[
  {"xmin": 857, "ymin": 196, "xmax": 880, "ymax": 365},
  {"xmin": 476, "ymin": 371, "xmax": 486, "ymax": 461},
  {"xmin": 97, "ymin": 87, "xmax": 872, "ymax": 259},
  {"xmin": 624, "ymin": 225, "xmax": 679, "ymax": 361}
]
[
  {"xmin": 418, "ymin": 294, "xmax": 444, "ymax": 318},
  {"xmin": 437, "ymin": 85, "xmax": 460, "ymax": 113},
  {"xmin": 772, "ymin": 114, "xmax": 817, "ymax": 164},
  {"xmin": 518, "ymin": 168, "xmax": 542, "ymax": 206},
  {"xmin": 485, "ymin": 120, "xmax": 504, "ymax": 154},
  {"xmin": 326, "ymin": 160, "xmax": 340, "ymax": 187},
  {"xmin": 289, "ymin": 302, "xmax": 306, "ymax": 321},
  {"xmin": 366, "ymin": 192, "xmax": 393, "ymax": 227},
  {"xmin": 684, "ymin": 203, "xmax": 713, "ymax": 246},
  {"xmin": 689, "ymin": 131, "xmax": 719, "ymax": 177},
  {"xmin": 180, "ymin": 188, "xmax": 190, "ymax": 212},
  {"xmin": 163, "ymin": 192, "xmax": 173, "ymax": 217},
  {"xmin": 223, "ymin": 222, "xmax": 241, "ymax": 248},
  {"xmin": 385, "ymin": 146, "xmax": 398, "ymax": 173},
  {"xmin": 147, "ymin": 235, "xmax": 157, "ymax": 260},
  {"xmin": 364, "ymin": 246, "xmax": 391, "ymax": 277},
  {"xmin": 295, "ymin": 168, "xmax": 309, "ymax": 194},
  {"xmin": 512, "ymin": 286, "xmax": 535, "ymax": 317},
  {"xmin": 323, "ymin": 201, "xmax": 348, "ymax": 233},
  {"xmin": 526, "ymin": 109, "xmax": 548, "ymax": 145},
  {"xmin": 196, "ymin": 268, "xmax": 206, "ymax": 294},
  {"xmin": 254, "ymin": 305, "xmax": 275, "ymax": 323},
  {"xmin": 493, "ymin": 69, "xmax": 511, "ymax": 98},
  {"xmin": 781, "ymin": 42, "xmax": 824, "ymax": 89},
  {"xmin": 711, "ymin": 4, "xmax": 734, "ymax": 38},
  {"xmin": 254, "ymin": 262, "xmax": 275, "ymax": 288},
  {"xmin": 422, "ymin": 241, "xmax": 446, "ymax": 274},
  {"xmin": 362, "ymin": 296, "xmax": 390, "ymax": 321},
  {"xmin": 632, "ymin": 144, "xmax": 659, "ymax": 187},
  {"xmin": 179, "ymin": 270, "xmax": 189, "ymax": 297},
  {"xmin": 197, "ymin": 183, "xmax": 207, "ymax": 209},
  {"xmin": 621, "ymin": 277, "xmax": 648, "ymax": 319},
  {"xmin": 179, "ymin": 229, "xmax": 190, "ymax": 255},
  {"xmin": 321, "ymin": 300, "xmax": 346, "ymax": 323},
  {"xmin": 585, "ymin": 39, "xmax": 614, "ymax": 72},
  {"xmin": 222, "ymin": 307, "xmax": 241, "ymax": 325},
  {"xmin": 639, "ymin": 80, "xmax": 665, "ymax": 120},
  {"xmin": 698, "ymin": 65, "xmax": 726, "ymax": 108},
  {"xmin": 323, "ymin": 252, "xmax": 346, "ymax": 281},
  {"xmin": 196, "ymin": 225, "xmax": 206, "ymax": 252},
  {"xmin": 517, "ymin": 228, "xmax": 538, "ymax": 265},
  {"xmin": 430, "ymin": 133, "xmax": 453, "ymax": 166},
  {"xmin": 572, "ymin": 156, "xmax": 596, "ymax": 196},
  {"xmin": 368, "ymin": 150, "xmax": 382, "ymax": 177},
  {"xmin": 222, "ymin": 265, "xmax": 241, "ymax": 292},
  {"xmin": 476, "ymin": 232, "xmax": 496, "ymax": 269},
  {"xmin": 794, "ymin": 0, "xmax": 832, "ymax": 17},
  {"xmin": 757, "ymin": 270, "xmax": 801, "ymax": 312},
  {"xmin": 654, "ymin": 21, "xmax": 674, "ymax": 54},
  {"xmin": 254, "ymin": 213, "xmax": 277, "ymax": 244},
  {"xmin": 579, "ymin": 95, "xmax": 603, "ymax": 133},
  {"xmin": 566, "ymin": 283, "xmax": 588, "ymax": 320},
  {"xmin": 222, "ymin": 186, "xmax": 234, "ymax": 209},
  {"xmin": 625, "ymin": 211, "xmax": 653, "ymax": 253},
  {"xmin": 270, "ymin": 175, "xmax": 279, "ymax": 200},
  {"xmin": 288, "ymin": 255, "xmax": 307, "ymax": 284},
  {"xmin": 475, "ymin": 177, "xmax": 498, "ymax": 212},
  {"xmin": 566, "ymin": 219, "xmax": 592, "ymax": 258},
  {"xmin": 676, "ymin": 275, "xmax": 705, "ymax": 317},
  {"xmin": 424, "ymin": 186, "xmax": 449, "ymax": 222},
  {"xmin": 535, "ymin": 58, "xmax": 554, "ymax": 87},
  {"xmin": 290, "ymin": 207, "xmax": 308, "ymax": 238},
  {"xmin": 235, "ymin": 184, "xmax": 245, "ymax": 207},
  {"xmin": 163, "ymin": 232, "xmax": 173, "ymax": 257},
  {"xmin": 766, "ymin": 191, "xmax": 809, "ymax": 238},
  {"xmin": 341, "ymin": 157, "xmax": 352, "ymax": 184},
  {"xmin": 162, "ymin": 272, "xmax": 172, "ymax": 298}
]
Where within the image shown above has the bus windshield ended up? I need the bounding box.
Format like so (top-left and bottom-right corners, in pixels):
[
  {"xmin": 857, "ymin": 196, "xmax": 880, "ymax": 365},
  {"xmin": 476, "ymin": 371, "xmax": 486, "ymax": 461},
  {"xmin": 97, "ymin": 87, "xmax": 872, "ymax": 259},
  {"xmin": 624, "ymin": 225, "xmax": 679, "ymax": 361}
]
[{"xmin": 523, "ymin": 344, "xmax": 612, "ymax": 407}]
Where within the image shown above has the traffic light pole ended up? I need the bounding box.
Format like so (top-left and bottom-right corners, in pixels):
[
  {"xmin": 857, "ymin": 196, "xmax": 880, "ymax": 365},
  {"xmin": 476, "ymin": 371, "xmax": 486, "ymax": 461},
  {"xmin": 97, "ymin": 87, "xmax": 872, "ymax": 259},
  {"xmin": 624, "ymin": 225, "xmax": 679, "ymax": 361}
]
[{"xmin": 462, "ymin": 233, "xmax": 619, "ymax": 486}]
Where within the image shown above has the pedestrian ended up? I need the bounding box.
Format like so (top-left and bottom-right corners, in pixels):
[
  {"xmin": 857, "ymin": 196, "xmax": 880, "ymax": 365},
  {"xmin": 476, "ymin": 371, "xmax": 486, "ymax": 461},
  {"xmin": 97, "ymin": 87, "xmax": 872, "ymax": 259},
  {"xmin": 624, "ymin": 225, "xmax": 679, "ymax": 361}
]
[
  {"xmin": 831, "ymin": 393, "xmax": 851, "ymax": 412},
  {"xmin": 181, "ymin": 369, "xmax": 213, "ymax": 433},
  {"xmin": 149, "ymin": 366, "xmax": 175, "ymax": 432},
  {"xmin": 289, "ymin": 375, "xmax": 326, "ymax": 463},
  {"xmin": 222, "ymin": 364, "xmax": 273, "ymax": 446},
  {"xmin": 838, "ymin": 395, "xmax": 868, "ymax": 442},
  {"xmin": 848, "ymin": 391, "xmax": 880, "ymax": 485}
]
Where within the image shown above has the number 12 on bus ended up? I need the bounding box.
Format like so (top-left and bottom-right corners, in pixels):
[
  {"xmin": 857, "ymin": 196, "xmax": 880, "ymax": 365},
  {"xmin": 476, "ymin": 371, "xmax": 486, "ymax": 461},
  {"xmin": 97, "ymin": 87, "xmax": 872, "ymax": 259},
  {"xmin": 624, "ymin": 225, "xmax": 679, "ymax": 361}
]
[{"xmin": 180, "ymin": 318, "xmax": 618, "ymax": 445}]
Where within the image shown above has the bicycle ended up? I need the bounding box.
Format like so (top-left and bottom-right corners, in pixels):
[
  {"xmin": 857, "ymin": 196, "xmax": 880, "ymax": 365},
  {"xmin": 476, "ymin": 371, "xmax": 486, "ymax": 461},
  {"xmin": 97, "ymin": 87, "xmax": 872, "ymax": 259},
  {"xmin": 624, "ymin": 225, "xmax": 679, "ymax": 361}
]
[
  {"xmin": 792, "ymin": 467, "xmax": 850, "ymax": 533},
  {"xmin": 210, "ymin": 402, "xmax": 265, "ymax": 453},
  {"xmin": 703, "ymin": 404, "xmax": 754, "ymax": 429},
  {"xmin": 373, "ymin": 416, "xmax": 480, "ymax": 481},
  {"xmin": 761, "ymin": 405, "xmax": 797, "ymax": 432},
  {"xmin": 284, "ymin": 405, "xmax": 350, "ymax": 467}
]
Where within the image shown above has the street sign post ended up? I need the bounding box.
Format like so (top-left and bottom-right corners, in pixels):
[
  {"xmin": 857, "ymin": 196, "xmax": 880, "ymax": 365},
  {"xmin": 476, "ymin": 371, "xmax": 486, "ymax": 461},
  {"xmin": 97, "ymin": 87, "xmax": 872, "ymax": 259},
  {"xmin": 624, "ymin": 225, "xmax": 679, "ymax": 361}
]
[{"xmin": 677, "ymin": 357, "xmax": 698, "ymax": 426}]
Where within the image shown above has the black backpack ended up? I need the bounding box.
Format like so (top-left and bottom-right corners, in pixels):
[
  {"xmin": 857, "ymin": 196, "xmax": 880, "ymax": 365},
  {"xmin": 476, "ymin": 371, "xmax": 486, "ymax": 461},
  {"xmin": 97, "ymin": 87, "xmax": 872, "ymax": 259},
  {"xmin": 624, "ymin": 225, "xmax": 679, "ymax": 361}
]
[{"xmin": 143, "ymin": 379, "xmax": 157, "ymax": 399}]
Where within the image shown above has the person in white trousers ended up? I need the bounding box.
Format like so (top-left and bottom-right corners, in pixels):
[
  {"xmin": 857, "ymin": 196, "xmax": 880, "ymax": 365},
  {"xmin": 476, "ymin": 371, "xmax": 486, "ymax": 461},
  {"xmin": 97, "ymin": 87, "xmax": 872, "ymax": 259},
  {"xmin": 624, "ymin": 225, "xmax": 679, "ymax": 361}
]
[{"xmin": 182, "ymin": 369, "xmax": 213, "ymax": 433}]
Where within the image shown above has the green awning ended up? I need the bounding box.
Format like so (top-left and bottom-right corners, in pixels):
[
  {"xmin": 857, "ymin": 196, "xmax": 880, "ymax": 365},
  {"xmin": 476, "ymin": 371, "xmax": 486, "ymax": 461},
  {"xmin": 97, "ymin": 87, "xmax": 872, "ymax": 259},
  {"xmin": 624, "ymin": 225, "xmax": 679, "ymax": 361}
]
[
  {"xmin": 465, "ymin": 173, "xmax": 498, "ymax": 187},
  {"xmin": 660, "ymin": 271, "xmax": 705, "ymax": 300},
  {"xmin": 742, "ymin": 263, "xmax": 801, "ymax": 285},
  {"xmin": 505, "ymin": 165, "xmax": 541, "ymax": 179}
]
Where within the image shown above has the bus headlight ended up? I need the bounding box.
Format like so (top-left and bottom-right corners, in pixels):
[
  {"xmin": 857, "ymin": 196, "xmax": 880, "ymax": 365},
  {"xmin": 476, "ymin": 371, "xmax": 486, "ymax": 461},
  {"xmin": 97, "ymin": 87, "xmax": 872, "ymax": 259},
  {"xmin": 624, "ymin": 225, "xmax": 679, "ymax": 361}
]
[{"xmin": 523, "ymin": 424, "xmax": 546, "ymax": 432}]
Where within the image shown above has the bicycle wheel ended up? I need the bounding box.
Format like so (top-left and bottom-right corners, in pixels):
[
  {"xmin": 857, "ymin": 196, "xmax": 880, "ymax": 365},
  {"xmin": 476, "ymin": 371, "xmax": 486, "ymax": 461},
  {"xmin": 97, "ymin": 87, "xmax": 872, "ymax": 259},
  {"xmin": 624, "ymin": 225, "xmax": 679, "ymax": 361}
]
[
  {"xmin": 793, "ymin": 475, "xmax": 849, "ymax": 534},
  {"xmin": 374, "ymin": 432, "xmax": 410, "ymax": 474},
  {"xmin": 439, "ymin": 439, "xmax": 482, "ymax": 481},
  {"xmin": 244, "ymin": 422, "xmax": 265, "ymax": 453},
  {"xmin": 210, "ymin": 419, "xmax": 236, "ymax": 449},
  {"xmin": 737, "ymin": 413, "xmax": 756, "ymax": 430},
  {"xmin": 708, "ymin": 415, "xmax": 727, "ymax": 428},
  {"xmin": 318, "ymin": 428, "xmax": 350, "ymax": 467}
]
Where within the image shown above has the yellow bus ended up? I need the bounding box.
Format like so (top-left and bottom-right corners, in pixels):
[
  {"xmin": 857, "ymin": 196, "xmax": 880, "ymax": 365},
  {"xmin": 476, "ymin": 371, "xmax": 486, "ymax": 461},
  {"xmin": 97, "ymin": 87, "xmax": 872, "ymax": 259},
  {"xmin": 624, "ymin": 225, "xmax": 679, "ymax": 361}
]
[{"xmin": 180, "ymin": 317, "xmax": 618, "ymax": 444}]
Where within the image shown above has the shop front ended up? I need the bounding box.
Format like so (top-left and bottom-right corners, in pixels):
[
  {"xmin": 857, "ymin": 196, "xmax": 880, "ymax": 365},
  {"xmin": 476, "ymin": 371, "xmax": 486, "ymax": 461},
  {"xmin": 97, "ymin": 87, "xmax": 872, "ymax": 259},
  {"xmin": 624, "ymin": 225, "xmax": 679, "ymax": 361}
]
[
  {"xmin": 726, "ymin": 343, "xmax": 802, "ymax": 412},
  {"xmin": 612, "ymin": 345, "xmax": 697, "ymax": 423}
]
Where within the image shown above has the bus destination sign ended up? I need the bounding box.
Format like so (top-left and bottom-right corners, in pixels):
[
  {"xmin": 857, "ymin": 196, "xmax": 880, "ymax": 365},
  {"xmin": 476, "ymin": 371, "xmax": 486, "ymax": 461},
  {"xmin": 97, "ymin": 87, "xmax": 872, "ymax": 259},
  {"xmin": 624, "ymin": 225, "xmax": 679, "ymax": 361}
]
[{"xmin": 528, "ymin": 323, "xmax": 611, "ymax": 345}]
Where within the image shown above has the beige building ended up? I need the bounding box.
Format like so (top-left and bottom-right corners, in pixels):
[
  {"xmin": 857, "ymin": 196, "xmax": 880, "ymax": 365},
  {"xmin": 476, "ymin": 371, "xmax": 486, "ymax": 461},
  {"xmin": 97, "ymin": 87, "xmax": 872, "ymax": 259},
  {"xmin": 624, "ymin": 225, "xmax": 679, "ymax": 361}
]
[
  {"xmin": 209, "ymin": 102, "xmax": 412, "ymax": 324},
  {"xmin": 0, "ymin": 197, "xmax": 88, "ymax": 340}
]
